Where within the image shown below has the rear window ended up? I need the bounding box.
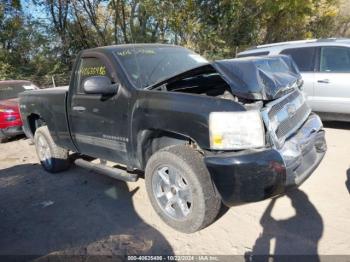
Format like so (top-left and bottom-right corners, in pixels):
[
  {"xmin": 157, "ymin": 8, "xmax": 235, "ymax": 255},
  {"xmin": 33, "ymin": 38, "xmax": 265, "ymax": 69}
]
[
  {"xmin": 280, "ymin": 47, "xmax": 316, "ymax": 72},
  {"xmin": 0, "ymin": 82, "xmax": 36, "ymax": 100},
  {"xmin": 237, "ymin": 51, "xmax": 270, "ymax": 58}
]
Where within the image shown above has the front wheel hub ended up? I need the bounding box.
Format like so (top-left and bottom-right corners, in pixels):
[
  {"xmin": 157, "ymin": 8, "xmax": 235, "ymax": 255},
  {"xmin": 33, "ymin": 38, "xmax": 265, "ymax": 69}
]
[{"xmin": 152, "ymin": 166, "xmax": 193, "ymax": 220}]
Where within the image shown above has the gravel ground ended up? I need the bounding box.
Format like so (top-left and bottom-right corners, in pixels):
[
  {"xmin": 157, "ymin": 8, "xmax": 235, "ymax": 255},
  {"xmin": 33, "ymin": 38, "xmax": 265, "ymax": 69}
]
[{"xmin": 0, "ymin": 123, "xmax": 349, "ymax": 258}]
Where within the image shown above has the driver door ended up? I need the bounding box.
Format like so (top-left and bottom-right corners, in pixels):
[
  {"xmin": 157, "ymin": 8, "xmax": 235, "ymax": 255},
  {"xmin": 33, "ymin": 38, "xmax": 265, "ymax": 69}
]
[{"xmin": 69, "ymin": 55, "xmax": 128, "ymax": 164}]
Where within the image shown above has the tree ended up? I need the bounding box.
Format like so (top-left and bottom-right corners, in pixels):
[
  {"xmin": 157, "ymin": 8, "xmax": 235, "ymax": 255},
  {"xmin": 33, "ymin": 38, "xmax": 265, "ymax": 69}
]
[
  {"xmin": 260, "ymin": 0, "xmax": 339, "ymax": 43},
  {"xmin": 0, "ymin": 0, "xmax": 345, "ymax": 85}
]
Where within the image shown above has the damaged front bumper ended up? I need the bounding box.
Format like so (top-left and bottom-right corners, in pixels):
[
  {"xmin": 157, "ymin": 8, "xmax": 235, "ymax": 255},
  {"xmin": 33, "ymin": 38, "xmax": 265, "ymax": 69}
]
[{"xmin": 205, "ymin": 113, "xmax": 326, "ymax": 207}]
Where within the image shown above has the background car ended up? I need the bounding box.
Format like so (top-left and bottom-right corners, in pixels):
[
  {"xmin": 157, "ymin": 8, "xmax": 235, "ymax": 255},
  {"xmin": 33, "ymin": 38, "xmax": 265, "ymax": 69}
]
[
  {"xmin": 237, "ymin": 38, "xmax": 350, "ymax": 122},
  {"xmin": 0, "ymin": 80, "xmax": 38, "ymax": 142}
]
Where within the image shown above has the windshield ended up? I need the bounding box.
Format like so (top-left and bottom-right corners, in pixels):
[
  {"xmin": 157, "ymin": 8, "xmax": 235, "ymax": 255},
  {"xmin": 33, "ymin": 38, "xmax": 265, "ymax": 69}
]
[
  {"xmin": 114, "ymin": 46, "xmax": 208, "ymax": 89},
  {"xmin": 0, "ymin": 82, "xmax": 36, "ymax": 100}
]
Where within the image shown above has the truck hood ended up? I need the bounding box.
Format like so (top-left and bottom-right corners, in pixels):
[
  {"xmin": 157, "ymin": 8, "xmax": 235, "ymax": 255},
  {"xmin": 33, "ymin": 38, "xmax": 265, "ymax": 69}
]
[
  {"xmin": 0, "ymin": 98, "xmax": 20, "ymax": 110},
  {"xmin": 148, "ymin": 55, "xmax": 302, "ymax": 101},
  {"xmin": 212, "ymin": 55, "xmax": 302, "ymax": 101}
]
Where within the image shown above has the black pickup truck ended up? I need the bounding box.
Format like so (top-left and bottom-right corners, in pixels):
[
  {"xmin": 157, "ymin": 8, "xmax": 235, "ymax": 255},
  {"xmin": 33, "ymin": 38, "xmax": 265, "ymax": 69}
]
[{"xmin": 19, "ymin": 44, "xmax": 327, "ymax": 233}]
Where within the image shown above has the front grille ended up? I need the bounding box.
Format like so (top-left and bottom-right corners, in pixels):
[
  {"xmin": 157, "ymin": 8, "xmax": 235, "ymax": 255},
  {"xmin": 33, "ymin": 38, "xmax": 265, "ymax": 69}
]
[
  {"xmin": 268, "ymin": 91, "xmax": 299, "ymax": 119},
  {"xmin": 275, "ymin": 103, "xmax": 309, "ymax": 139},
  {"xmin": 263, "ymin": 89, "xmax": 311, "ymax": 146}
]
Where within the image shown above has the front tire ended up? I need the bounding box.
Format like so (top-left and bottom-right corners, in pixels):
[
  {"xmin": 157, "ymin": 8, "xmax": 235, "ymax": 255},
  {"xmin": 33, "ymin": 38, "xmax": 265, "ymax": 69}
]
[
  {"xmin": 145, "ymin": 145, "xmax": 221, "ymax": 233},
  {"xmin": 34, "ymin": 126, "xmax": 70, "ymax": 173}
]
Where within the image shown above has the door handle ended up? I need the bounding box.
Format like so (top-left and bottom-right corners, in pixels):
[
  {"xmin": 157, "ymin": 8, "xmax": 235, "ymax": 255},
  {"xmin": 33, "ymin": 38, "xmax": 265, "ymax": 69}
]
[
  {"xmin": 72, "ymin": 106, "xmax": 86, "ymax": 112},
  {"xmin": 317, "ymin": 79, "xmax": 330, "ymax": 84}
]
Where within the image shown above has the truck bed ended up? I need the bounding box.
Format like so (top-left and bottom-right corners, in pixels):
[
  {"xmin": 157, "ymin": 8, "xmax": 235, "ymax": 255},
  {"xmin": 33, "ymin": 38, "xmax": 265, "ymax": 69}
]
[{"xmin": 19, "ymin": 87, "xmax": 75, "ymax": 150}]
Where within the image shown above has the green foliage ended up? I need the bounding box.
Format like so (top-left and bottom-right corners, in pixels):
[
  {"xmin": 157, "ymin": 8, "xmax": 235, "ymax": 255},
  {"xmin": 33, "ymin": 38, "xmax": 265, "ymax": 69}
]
[
  {"xmin": 0, "ymin": 0, "xmax": 347, "ymax": 86},
  {"xmin": 0, "ymin": 63, "xmax": 16, "ymax": 80}
]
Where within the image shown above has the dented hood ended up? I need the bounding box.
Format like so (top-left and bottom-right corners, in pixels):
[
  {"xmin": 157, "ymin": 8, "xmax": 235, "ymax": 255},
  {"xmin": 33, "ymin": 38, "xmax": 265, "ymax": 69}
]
[{"xmin": 212, "ymin": 55, "xmax": 302, "ymax": 101}]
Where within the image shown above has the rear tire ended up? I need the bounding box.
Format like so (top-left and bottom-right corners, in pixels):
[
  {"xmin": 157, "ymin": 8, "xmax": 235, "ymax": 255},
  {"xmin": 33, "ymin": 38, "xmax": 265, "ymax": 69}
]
[
  {"xmin": 34, "ymin": 126, "xmax": 70, "ymax": 173},
  {"xmin": 145, "ymin": 145, "xmax": 221, "ymax": 233}
]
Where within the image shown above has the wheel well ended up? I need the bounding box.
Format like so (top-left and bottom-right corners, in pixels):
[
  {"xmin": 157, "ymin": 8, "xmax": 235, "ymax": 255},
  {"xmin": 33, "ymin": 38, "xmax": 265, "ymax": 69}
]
[
  {"xmin": 27, "ymin": 114, "xmax": 46, "ymax": 138},
  {"xmin": 138, "ymin": 130, "xmax": 196, "ymax": 169}
]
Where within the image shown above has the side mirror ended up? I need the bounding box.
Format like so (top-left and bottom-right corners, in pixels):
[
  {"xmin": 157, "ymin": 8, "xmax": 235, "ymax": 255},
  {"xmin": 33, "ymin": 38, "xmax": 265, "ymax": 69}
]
[{"xmin": 82, "ymin": 76, "xmax": 118, "ymax": 95}]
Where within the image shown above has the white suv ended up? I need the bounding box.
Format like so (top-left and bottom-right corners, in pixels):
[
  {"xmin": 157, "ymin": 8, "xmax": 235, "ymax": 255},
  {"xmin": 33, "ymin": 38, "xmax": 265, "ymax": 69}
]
[{"xmin": 238, "ymin": 38, "xmax": 350, "ymax": 121}]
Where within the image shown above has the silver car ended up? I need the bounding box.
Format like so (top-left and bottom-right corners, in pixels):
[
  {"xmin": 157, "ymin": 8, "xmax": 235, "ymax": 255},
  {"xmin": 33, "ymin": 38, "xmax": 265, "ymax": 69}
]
[{"xmin": 238, "ymin": 38, "xmax": 350, "ymax": 121}]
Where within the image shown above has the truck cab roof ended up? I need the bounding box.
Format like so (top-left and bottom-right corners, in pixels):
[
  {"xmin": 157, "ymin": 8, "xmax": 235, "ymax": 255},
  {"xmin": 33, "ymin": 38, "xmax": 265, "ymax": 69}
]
[{"xmin": 85, "ymin": 43, "xmax": 184, "ymax": 53}]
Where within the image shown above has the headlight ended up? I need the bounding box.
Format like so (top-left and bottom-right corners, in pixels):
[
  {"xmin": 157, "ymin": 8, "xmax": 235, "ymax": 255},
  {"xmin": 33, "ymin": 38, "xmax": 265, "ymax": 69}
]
[{"xmin": 209, "ymin": 111, "xmax": 265, "ymax": 150}]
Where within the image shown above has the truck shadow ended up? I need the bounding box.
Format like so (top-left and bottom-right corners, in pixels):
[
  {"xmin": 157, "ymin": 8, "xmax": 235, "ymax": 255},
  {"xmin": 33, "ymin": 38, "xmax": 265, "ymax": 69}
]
[
  {"xmin": 0, "ymin": 163, "xmax": 173, "ymax": 257},
  {"xmin": 346, "ymin": 169, "xmax": 350, "ymax": 195},
  {"xmin": 245, "ymin": 189, "xmax": 323, "ymax": 261}
]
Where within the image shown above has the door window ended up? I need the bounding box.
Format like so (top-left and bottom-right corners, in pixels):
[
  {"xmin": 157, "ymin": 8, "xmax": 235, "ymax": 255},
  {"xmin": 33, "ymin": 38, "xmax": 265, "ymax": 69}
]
[
  {"xmin": 76, "ymin": 57, "xmax": 111, "ymax": 93},
  {"xmin": 320, "ymin": 46, "xmax": 350, "ymax": 72},
  {"xmin": 280, "ymin": 47, "xmax": 316, "ymax": 72}
]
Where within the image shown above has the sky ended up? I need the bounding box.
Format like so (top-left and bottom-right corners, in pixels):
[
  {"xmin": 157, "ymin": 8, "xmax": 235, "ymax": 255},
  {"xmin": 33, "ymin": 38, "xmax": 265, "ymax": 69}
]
[{"xmin": 20, "ymin": 0, "xmax": 49, "ymax": 21}]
